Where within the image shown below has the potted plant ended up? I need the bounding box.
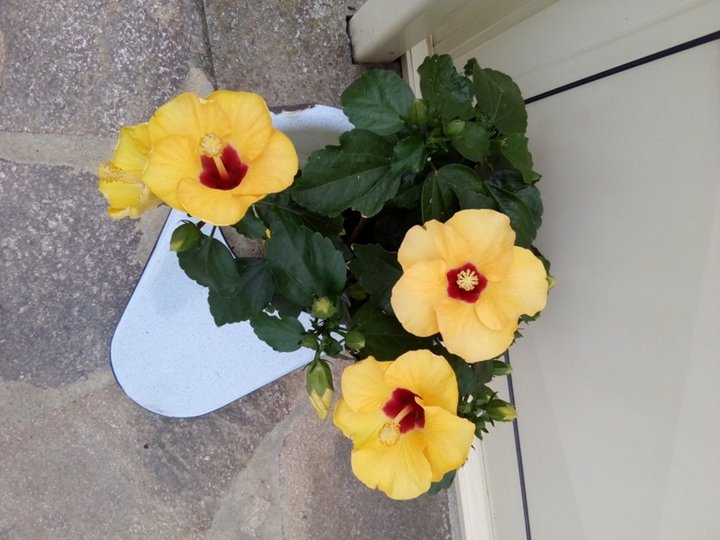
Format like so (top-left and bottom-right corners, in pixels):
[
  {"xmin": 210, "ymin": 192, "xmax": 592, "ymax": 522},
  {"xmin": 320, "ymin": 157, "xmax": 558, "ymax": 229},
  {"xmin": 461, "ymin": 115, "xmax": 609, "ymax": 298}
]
[{"xmin": 98, "ymin": 54, "xmax": 553, "ymax": 500}]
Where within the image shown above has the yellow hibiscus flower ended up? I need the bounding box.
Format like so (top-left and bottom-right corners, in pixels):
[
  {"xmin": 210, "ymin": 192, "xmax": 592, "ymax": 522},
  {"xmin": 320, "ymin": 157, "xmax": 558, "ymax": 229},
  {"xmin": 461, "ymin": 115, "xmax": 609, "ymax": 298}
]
[
  {"xmin": 390, "ymin": 209, "xmax": 548, "ymax": 363},
  {"xmin": 97, "ymin": 123, "xmax": 161, "ymax": 219},
  {"xmin": 333, "ymin": 350, "xmax": 474, "ymax": 500},
  {"xmin": 142, "ymin": 91, "xmax": 298, "ymax": 226}
]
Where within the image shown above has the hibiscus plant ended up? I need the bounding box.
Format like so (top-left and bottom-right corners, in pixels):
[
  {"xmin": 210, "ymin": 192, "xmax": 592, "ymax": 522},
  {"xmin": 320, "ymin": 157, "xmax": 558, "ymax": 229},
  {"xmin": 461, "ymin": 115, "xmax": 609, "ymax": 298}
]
[{"xmin": 99, "ymin": 54, "xmax": 552, "ymax": 500}]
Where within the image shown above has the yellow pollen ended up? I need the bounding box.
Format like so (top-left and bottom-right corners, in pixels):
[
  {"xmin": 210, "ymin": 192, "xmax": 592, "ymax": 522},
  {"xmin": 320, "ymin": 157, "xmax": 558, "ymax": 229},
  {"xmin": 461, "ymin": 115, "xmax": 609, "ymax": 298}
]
[
  {"xmin": 378, "ymin": 422, "xmax": 400, "ymax": 446},
  {"xmin": 200, "ymin": 133, "xmax": 223, "ymax": 157},
  {"xmin": 456, "ymin": 269, "xmax": 480, "ymax": 291},
  {"xmin": 98, "ymin": 161, "xmax": 133, "ymax": 182}
]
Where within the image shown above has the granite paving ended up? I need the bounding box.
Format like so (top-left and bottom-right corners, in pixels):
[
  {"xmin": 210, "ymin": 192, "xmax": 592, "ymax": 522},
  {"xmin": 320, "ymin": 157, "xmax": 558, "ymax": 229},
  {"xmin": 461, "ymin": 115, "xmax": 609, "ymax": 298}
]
[{"xmin": 0, "ymin": 0, "xmax": 458, "ymax": 538}]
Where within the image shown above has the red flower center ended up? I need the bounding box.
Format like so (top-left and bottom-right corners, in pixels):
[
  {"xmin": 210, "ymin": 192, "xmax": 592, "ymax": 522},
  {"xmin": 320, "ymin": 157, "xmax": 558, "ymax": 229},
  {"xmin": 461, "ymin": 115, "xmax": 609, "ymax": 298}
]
[
  {"xmin": 382, "ymin": 388, "xmax": 425, "ymax": 433},
  {"xmin": 446, "ymin": 262, "xmax": 487, "ymax": 303},
  {"xmin": 199, "ymin": 144, "xmax": 248, "ymax": 190}
]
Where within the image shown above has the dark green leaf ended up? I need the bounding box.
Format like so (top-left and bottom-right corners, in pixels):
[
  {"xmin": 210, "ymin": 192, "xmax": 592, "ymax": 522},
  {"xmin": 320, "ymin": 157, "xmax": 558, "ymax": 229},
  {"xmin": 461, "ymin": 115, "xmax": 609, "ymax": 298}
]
[
  {"xmin": 427, "ymin": 469, "xmax": 457, "ymax": 495},
  {"xmin": 391, "ymin": 134, "xmax": 428, "ymax": 176},
  {"xmin": 349, "ymin": 244, "xmax": 402, "ymax": 313},
  {"xmin": 207, "ymin": 258, "xmax": 274, "ymax": 325},
  {"xmin": 265, "ymin": 210, "xmax": 347, "ymax": 308},
  {"xmin": 501, "ymin": 133, "xmax": 540, "ymax": 184},
  {"xmin": 387, "ymin": 173, "xmax": 423, "ymax": 209},
  {"xmin": 446, "ymin": 354, "xmax": 494, "ymax": 395},
  {"xmin": 485, "ymin": 171, "xmax": 542, "ymax": 247},
  {"xmin": 177, "ymin": 236, "xmax": 239, "ymax": 294},
  {"xmin": 249, "ymin": 312, "xmax": 305, "ymax": 352},
  {"xmin": 468, "ymin": 60, "xmax": 527, "ymax": 135},
  {"xmin": 232, "ymin": 207, "xmax": 267, "ymax": 240},
  {"xmin": 340, "ymin": 69, "xmax": 415, "ymax": 135},
  {"xmin": 352, "ymin": 304, "xmax": 435, "ymax": 361},
  {"xmin": 293, "ymin": 130, "xmax": 397, "ymax": 217},
  {"xmin": 451, "ymin": 122, "xmax": 490, "ymax": 162},
  {"xmin": 257, "ymin": 193, "xmax": 344, "ymax": 237},
  {"xmin": 421, "ymin": 169, "xmax": 458, "ymax": 223},
  {"xmin": 418, "ymin": 55, "xmax": 474, "ymax": 121}
]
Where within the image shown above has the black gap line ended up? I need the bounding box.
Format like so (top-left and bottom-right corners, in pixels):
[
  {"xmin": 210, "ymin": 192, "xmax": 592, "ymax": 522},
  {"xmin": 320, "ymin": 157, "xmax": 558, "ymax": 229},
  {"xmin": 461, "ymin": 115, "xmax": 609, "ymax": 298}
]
[
  {"xmin": 525, "ymin": 30, "xmax": 720, "ymax": 104},
  {"xmin": 504, "ymin": 350, "xmax": 532, "ymax": 540}
]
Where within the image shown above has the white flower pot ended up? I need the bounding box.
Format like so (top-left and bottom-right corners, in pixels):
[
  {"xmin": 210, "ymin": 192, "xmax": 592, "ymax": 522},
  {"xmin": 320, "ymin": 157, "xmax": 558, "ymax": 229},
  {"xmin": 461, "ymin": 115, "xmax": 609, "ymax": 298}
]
[{"xmin": 110, "ymin": 105, "xmax": 352, "ymax": 418}]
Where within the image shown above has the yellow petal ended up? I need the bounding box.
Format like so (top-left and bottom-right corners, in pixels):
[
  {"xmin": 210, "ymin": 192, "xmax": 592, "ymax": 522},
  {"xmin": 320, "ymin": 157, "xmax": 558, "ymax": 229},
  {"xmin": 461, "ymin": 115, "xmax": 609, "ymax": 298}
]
[
  {"xmin": 98, "ymin": 178, "xmax": 144, "ymax": 209},
  {"xmin": 333, "ymin": 399, "xmax": 386, "ymax": 445},
  {"xmin": 397, "ymin": 220, "xmax": 470, "ymax": 270},
  {"xmin": 479, "ymin": 247, "xmax": 548, "ymax": 322},
  {"xmin": 143, "ymin": 135, "xmax": 201, "ymax": 209},
  {"xmin": 351, "ymin": 429, "xmax": 432, "ymax": 500},
  {"xmin": 235, "ymin": 130, "xmax": 298, "ymax": 196},
  {"xmin": 435, "ymin": 298, "xmax": 516, "ymax": 362},
  {"xmin": 112, "ymin": 123, "xmax": 151, "ymax": 174},
  {"xmin": 308, "ymin": 388, "xmax": 333, "ymax": 420},
  {"xmin": 384, "ymin": 350, "xmax": 458, "ymax": 412},
  {"xmin": 177, "ymin": 177, "xmax": 262, "ymax": 226},
  {"xmin": 148, "ymin": 92, "xmax": 228, "ymax": 142},
  {"xmin": 390, "ymin": 260, "xmax": 447, "ymax": 337},
  {"xmin": 445, "ymin": 209, "xmax": 515, "ymax": 281},
  {"xmin": 209, "ymin": 90, "xmax": 274, "ymax": 163},
  {"xmin": 338, "ymin": 357, "xmax": 392, "ymax": 414},
  {"xmin": 422, "ymin": 406, "xmax": 475, "ymax": 481}
]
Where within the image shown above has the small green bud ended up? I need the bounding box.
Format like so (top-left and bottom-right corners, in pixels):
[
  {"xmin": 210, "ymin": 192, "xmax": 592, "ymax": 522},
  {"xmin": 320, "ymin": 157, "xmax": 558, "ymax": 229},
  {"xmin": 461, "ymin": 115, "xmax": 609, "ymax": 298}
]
[
  {"xmin": 347, "ymin": 283, "xmax": 368, "ymax": 301},
  {"xmin": 170, "ymin": 222, "xmax": 202, "ymax": 252},
  {"xmin": 443, "ymin": 119, "xmax": 465, "ymax": 139},
  {"xmin": 306, "ymin": 359, "xmax": 334, "ymax": 420},
  {"xmin": 486, "ymin": 400, "xmax": 517, "ymax": 422},
  {"xmin": 311, "ymin": 297, "xmax": 337, "ymax": 320},
  {"xmin": 547, "ymin": 274, "xmax": 558, "ymax": 289},
  {"xmin": 491, "ymin": 360, "xmax": 513, "ymax": 376},
  {"xmin": 407, "ymin": 98, "xmax": 429, "ymax": 126},
  {"xmin": 344, "ymin": 330, "xmax": 365, "ymax": 351}
]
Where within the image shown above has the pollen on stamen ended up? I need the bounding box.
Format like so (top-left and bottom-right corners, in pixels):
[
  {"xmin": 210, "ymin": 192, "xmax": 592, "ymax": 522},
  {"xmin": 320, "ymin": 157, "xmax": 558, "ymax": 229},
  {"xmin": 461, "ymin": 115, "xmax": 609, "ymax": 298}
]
[
  {"xmin": 98, "ymin": 161, "xmax": 131, "ymax": 182},
  {"xmin": 456, "ymin": 269, "xmax": 480, "ymax": 291},
  {"xmin": 200, "ymin": 133, "xmax": 223, "ymax": 157},
  {"xmin": 378, "ymin": 422, "xmax": 400, "ymax": 446}
]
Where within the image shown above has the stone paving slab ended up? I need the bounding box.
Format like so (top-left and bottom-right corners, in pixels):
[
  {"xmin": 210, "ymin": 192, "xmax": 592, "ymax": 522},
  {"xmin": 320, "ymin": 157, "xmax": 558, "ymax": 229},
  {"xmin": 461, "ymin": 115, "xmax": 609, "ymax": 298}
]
[{"xmin": 0, "ymin": 0, "xmax": 213, "ymax": 136}]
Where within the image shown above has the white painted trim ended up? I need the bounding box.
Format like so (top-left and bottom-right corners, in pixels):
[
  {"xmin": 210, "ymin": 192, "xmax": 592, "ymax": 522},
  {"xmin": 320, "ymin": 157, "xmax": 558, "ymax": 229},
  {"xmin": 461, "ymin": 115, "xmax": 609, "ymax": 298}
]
[
  {"xmin": 455, "ymin": 439, "xmax": 496, "ymax": 540},
  {"xmin": 401, "ymin": 38, "xmax": 434, "ymax": 96}
]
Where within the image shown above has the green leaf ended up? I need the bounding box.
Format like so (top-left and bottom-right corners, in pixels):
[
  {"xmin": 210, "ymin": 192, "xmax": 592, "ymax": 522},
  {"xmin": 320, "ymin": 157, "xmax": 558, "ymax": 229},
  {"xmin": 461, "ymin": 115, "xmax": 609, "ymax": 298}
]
[
  {"xmin": 351, "ymin": 304, "xmax": 434, "ymax": 361},
  {"xmin": 422, "ymin": 169, "xmax": 457, "ymax": 223},
  {"xmin": 257, "ymin": 193, "xmax": 343, "ymax": 237},
  {"xmin": 451, "ymin": 122, "xmax": 490, "ymax": 162},
  {"xmin": 249, "ymin": 312, "xmax": 305, "ymax": 352},
  {"xmin": 340, "ymin": 69, "xmax": 415, "ymax": 135},
  {"xmin": 418, "ymin": 54, "xmax": 474, "ymax": 121},
  {"xmin": 293, "ymin": 129, "xmax": 397, "ymax": 217},
  {"xmin": 264, "ymin": 210, "xmax": 347, "ymax": 308},
  {"xmin": 468, "ymin": 60, "xmax": 527, "ymax": 135},
  {"xmin": 485, "ymin": 171, "xmax": 542, "ymax": 247},
  {"xmin": 232, "ymin": 207, "xmax": 267, "ymax": 240},
  {"xmin": 501, "ymin": 133, "xmax": 540, "ymax": 184},
  {"xmin": 176, "ymin": 236, "xmax": 239, "ymax": 294},
  {"xmin": 391, "ymin": 134, "xmax": 428, "ymax": 176},
  {"xmin": 427, "ymin": 469, "xmax": 457, "ymax": 495},
  {"xmin": 349, "ymin": 244, "xmax": 402, "ymax": 313},
  {"xmin": 207, "ymin": 258, "xmax": 274, "ymax": 325},
  {"xmin": 446, "ymin": 354, "xmax": 494, "ymax": 395},
  {"xmin": 421, "ymin": 165, "xmax": 494, "ymax": 222}
]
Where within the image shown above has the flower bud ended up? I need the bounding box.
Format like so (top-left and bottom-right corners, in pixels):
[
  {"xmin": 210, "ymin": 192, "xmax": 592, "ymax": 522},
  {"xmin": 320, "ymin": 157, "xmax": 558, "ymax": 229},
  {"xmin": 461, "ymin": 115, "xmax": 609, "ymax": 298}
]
[
  {"xmin": 443, "ymin": 119, "xmax": 465, "ymax": 139},
  {"xmin": 344, "ymin": 330, "xmax": 365, "ymax": 351},
  {"xmin": 170, "ymin": 222, "xmax": 202, "ymax": 252},
  {"xmin": 486, "ymin": 399, "xmax": 517, "ymax": 422},
  {"xmin": 347, "ymin": 283, "xmax": 368, "ymax": 301},
  {"xmin": 311, "ymin": 297, "xmax": 337, "ymax": 320},
  {"xmin": 407, "ymin": 98, "xmax": 429, "ymax": 126},
  {"xmin": 306, "ymin": 359, "xmax": 334, "ymax": 420}
]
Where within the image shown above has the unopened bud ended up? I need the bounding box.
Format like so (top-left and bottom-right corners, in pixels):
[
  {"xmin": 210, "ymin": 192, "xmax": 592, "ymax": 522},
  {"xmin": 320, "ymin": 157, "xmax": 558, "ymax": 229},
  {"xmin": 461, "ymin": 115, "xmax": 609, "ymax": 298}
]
[
  {"xmin": 344, "ymin": 330, "xmax": 365, "ymax": 351},
  {"xmin": 486, "ymin": 400, "xmax": 517, "ymax": 422},
  {"xmin": 407, "ymin": 99, "xmax": 429, "ymax": 126},
  {"xmin": 306, "ymin": 359, "xmax": 334, "ymax": 420},
  {"xmin": 170, "ymin": 222, "xmax": 202, "ymax": 252},
  {"xmin": 311, "ymin": 297, "xmax": 337, "ymax": 320},
  {"xmin": 443, "ymin": 119, "xmax": 465, "ymax": 139}
]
